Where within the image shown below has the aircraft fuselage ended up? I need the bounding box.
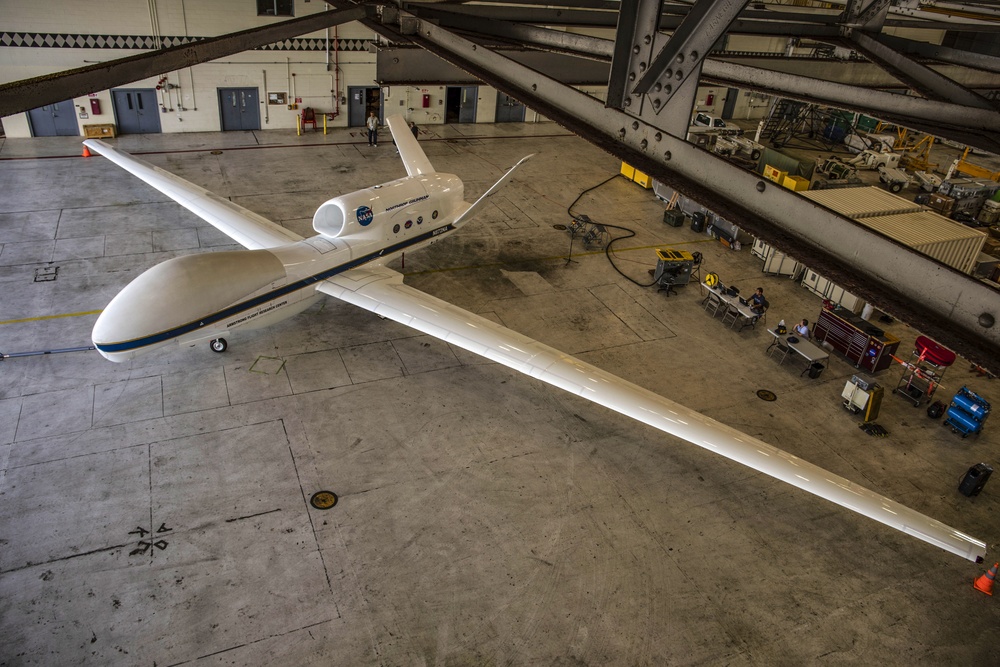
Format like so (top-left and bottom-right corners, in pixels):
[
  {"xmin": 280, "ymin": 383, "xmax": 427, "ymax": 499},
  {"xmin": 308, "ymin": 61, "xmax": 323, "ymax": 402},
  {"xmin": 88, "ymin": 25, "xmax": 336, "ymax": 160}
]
[{"xmin": 93, "ymin": 172, "xmax": 465, "ymax": 361}]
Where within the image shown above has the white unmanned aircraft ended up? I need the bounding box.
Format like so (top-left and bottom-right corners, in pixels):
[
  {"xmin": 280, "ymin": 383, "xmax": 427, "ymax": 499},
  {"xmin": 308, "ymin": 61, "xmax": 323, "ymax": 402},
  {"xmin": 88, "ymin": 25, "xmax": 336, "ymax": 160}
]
[{"xmin": 84, "ymin": 116, "xmax": 986, "ymax": 563}]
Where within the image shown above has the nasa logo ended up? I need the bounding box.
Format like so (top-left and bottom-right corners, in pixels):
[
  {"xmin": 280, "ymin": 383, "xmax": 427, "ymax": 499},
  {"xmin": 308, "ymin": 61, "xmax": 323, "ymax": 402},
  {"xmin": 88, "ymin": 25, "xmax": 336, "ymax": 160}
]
[{"xmin": 356, "ymin": 206, "xmax": 374, "ymax": 226}]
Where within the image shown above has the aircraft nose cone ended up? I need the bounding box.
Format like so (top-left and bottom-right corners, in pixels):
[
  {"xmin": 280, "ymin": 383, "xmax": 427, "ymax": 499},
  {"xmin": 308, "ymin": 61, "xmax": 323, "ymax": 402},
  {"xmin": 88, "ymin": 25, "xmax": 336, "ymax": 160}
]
[{"xmin": 93, "ymin": 249, "xmax": 286, "ymax": 358}]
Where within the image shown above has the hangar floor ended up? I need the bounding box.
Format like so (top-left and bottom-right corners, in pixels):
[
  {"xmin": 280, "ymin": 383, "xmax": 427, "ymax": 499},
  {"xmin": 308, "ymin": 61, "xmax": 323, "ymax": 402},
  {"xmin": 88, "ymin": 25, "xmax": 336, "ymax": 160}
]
[{"xmin": 1, "ymin": 121, "xmax": 998, "ymax": 666}]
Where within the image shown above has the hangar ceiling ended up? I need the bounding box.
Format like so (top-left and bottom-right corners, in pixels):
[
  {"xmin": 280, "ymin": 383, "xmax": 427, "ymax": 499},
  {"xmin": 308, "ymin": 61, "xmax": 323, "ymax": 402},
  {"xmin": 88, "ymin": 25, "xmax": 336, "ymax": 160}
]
[{"xmin": 1, "ymin": 0, "xmax": 999, "ymax": 371}]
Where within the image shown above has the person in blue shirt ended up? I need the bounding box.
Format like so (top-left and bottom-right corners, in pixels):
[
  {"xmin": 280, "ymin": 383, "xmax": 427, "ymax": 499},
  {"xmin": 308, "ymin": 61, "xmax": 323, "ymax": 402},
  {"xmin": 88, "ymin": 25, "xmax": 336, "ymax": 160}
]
[
  {"xmin": 794, "ymin": 319, "xmax": 811, "ymax": 339},
  {"xmin": 748, "ymin": 287, "xmax": 766, "ymax": 313}
]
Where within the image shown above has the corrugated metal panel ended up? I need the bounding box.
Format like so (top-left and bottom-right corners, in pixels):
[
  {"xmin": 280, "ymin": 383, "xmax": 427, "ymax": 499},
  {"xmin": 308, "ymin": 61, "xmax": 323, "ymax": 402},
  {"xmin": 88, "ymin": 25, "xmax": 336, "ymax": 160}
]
[
  {"xmin": 858, "ymin": 211, "xmax": 988, "ymax": 273},
  {"xmin": 802, "ymin": 186, "xmax": 923, "ymax": 218}
]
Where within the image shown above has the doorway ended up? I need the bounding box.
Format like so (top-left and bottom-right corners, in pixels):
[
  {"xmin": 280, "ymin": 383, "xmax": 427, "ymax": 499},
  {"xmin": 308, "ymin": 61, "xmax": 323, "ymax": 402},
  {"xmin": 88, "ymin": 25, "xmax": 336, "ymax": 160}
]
[
  {"xmin": 494, "ymin": 92, "xmax": 525, "ymax": 123},
  {"xmin": 445, "ymin": 86, "xmax": 477, "ymax": 123},
  {"xmin": 27, "ymin": 100, "xmax": 79, "ymax": 136},
  {"xmin": 112, "ymin": 89, "xmax": 162, "ymax": 134},
  {"xmin": 721, "ymin": 87, "xmax": 740, "ymax": 120},
  {"xmin": 348, "ymin": 86, "xmax": 382, "ymax": 127},
  {"xmin": 218, "ymin": 88, "xmax": 260, "ymax": 131}
]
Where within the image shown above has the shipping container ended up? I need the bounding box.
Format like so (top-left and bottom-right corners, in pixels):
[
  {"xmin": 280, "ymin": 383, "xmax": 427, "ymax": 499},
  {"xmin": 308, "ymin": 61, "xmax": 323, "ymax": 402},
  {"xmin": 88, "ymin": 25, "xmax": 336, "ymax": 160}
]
[
  {"xmin": 802, "ymin": 186, "xmax": 921, "ymax": 218},
  {"xmin": 857, "ymin": 211, "xmax": 987, "ymax": 273}
]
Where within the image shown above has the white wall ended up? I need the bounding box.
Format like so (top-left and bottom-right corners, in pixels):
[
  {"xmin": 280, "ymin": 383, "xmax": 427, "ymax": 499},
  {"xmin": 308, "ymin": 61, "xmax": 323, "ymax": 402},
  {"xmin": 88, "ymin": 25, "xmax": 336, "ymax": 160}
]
[{"xmin": 0, "ymin": 0, "xmax": 380, "ymax": 137}]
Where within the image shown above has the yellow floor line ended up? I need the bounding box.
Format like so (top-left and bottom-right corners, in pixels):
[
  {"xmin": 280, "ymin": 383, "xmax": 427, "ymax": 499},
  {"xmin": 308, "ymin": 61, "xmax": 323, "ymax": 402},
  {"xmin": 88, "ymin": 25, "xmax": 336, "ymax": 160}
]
[{"xmin": 0, "ymin": 309, "xmax": 102, "ymax": 326}]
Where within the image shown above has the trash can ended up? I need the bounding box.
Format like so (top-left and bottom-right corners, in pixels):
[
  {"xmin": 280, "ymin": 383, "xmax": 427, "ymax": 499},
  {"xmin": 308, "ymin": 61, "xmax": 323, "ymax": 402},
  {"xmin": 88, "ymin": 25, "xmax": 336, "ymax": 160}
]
[
  {"xmin": 807, "ymin": 362, "xmax": 824, "ymax": 379},
  {"xmin": 959, "ymin": 463, "xmax": 993, "ymax": 497},
  {"xmin": 690, "ymin": 212, "xmax": 706, "ymax": 233}
]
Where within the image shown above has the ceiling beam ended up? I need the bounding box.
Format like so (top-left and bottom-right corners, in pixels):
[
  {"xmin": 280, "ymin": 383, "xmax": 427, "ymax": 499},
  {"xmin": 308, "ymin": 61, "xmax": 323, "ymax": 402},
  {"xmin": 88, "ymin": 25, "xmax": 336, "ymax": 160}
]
[{"xmin": 847, "ymin": 30, "xmax": 998, "ymax": 110}]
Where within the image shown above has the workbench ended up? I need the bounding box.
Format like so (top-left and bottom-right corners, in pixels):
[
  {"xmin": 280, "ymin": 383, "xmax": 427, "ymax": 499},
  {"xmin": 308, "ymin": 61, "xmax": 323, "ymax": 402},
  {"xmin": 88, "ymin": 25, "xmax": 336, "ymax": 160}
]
[{"xmin": 765, "ymin": 328, "xmax": 830, "ymax": 376}]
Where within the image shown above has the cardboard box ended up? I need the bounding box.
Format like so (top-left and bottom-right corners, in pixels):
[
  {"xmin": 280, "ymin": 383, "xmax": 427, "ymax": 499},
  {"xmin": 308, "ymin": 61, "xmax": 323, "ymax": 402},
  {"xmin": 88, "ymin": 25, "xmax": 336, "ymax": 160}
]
[{"xmin": 83, "ymin": 123, "xmax": 116, "ymax": 139}]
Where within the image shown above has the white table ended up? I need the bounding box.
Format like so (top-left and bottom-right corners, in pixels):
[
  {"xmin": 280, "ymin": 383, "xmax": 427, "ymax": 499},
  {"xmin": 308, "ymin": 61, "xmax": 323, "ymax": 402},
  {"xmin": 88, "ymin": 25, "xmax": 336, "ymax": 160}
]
[
  {"xmin": 701, "ymin": 283, "xmax": 759, "ymax": 331},
  {"xmin": 765, "ymin": 327, "xmax": 830, "ymax": 375}
]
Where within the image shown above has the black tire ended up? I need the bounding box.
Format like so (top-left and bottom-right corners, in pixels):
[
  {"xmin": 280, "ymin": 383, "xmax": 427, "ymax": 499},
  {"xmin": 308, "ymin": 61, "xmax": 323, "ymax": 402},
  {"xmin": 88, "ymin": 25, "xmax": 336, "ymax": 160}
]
[
  {"xmin": 750, "ymin": 149, "xmax": 762, "ymax": 161},
  {"xmin": 210, "ymin": 338, "xmax": 228, "ymax": 353},
  {"xmin": 890, "ymin": 182, "xmax": 903, "ymax": 193}
]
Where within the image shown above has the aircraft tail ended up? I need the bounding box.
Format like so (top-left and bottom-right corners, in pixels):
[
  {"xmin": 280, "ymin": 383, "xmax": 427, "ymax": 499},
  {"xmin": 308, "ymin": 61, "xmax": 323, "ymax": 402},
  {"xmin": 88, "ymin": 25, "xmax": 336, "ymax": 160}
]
[
  {"xmin": 387, "ymin": 115, "xmax": 434, "ymax": 177},
  {"xmin": 453, "ymin": 154, "xmax": 534, "ymax": 227}
]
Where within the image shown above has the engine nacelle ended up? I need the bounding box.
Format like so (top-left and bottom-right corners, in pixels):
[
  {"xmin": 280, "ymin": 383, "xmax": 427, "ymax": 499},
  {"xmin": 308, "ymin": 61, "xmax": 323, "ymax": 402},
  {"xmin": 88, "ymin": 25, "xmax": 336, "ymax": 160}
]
[{"xmin": 312, "ymin": 173, "xmax": 463, "ymax": 238}]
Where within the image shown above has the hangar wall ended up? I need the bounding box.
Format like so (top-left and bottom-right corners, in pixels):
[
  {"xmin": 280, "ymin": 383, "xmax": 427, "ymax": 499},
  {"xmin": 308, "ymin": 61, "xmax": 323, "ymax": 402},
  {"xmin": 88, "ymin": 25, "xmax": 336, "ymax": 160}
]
[{"xmin": 0, "ymin": 0, "xmax": 519, "ymax": 137}]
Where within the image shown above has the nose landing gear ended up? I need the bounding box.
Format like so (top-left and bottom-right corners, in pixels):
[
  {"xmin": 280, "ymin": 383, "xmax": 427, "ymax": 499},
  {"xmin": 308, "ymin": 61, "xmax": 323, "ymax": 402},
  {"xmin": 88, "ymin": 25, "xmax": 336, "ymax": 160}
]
[{"xmin": 210, "ymin": 338, "xmax": 228, "ymax": 353}]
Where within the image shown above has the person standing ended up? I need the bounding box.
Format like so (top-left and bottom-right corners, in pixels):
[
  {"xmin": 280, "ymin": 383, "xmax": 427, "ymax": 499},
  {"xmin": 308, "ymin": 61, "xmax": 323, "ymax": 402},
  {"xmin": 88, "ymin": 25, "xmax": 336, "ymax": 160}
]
[
  {"xmin": 366, "ymin": 111, "xmax": 379, "ymax": 146},
  {"xmin": 409, "ymin": 121, "xmax": 419, "ymax": 139}
]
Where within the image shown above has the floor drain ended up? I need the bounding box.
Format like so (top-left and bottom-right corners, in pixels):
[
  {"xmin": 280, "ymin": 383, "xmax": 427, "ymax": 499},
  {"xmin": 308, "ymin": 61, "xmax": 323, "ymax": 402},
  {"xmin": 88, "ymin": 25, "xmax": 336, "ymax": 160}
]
[
  {"xmin": 757, "ymin": 389, "xmax": 777, "ymax": 401},
  {"xmin": 552, "ymin": 224, "xmax": 568, "ymax": 231},
  {"xmin": 34, "ymin": 266, "xmax": 58, "ymax": 282},
  {"xmin": 310, "ymin": 491, "xmax": 338, "ymax": 510},
  {"xmin": 210, "ymin": 150, "xmax": 223, "ymax": 155}
]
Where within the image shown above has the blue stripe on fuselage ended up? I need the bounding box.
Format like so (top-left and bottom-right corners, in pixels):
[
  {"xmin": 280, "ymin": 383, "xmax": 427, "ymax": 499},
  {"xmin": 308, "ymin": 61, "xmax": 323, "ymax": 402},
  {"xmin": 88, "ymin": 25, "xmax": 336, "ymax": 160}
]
[{"xmin": 95, "ymin": 224, "xmax": 455, "ymax": 354}]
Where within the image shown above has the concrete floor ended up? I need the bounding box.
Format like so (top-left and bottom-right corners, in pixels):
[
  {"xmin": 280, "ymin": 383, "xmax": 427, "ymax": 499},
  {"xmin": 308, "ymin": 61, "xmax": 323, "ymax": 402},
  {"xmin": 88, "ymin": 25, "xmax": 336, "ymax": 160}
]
[{"xmin": 1, "ymin": 121, "xmax": 998, "ymax": 666}]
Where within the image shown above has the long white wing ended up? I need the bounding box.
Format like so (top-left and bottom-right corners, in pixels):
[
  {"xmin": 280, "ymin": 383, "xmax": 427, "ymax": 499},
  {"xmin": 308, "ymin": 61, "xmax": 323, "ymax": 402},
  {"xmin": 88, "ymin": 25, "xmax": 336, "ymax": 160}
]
[
  {"xmin": 318, "ymin": 267, "xmax": 987, "ymax": 563},
  {"xmin": 83, "ymin": 139, "xmax": 303, "ymax": 250}
]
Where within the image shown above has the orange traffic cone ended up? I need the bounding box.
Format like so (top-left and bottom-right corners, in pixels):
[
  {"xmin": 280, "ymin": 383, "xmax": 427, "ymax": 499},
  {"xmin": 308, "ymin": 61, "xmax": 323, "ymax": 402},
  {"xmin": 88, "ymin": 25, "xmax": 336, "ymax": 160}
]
[
  {"xmin": 974, "ymin": 562, "xmax": 998, "ymax": 595},
  {"xmin": 82, "ymin": 145, "xmax": 91, "ymax": 158}
]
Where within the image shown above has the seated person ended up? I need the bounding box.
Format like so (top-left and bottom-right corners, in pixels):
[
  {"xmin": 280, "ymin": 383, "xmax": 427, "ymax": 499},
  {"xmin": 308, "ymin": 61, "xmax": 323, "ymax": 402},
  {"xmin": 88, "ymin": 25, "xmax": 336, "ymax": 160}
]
[
  {"xmin": 794, "ymin": 318, "xmax": 810, "ymax": 338},
  {"xmin": 748, "ymin": 287, "xmax": 766, "ymax": 313}
]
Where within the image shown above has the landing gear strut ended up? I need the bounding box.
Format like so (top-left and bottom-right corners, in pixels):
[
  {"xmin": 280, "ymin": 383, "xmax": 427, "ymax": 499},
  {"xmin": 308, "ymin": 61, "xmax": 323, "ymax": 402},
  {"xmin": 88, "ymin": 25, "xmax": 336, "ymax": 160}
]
[{"xmin": 210, "ymin": 338, "xmax": 228, "ymax": 353}]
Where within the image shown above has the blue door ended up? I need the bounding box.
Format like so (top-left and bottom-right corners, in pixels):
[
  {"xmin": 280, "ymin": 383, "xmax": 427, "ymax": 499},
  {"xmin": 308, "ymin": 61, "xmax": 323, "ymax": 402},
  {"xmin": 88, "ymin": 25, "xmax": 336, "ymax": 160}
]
[
  {"xmin": 495, "ymin": 92, "xmax": 525, "ymax": 123},
  {"xmin": 112, "ymin": 89, "xmax": 162, "ymax": 134},
  {"xmin": 218, "ymin": 88, "xmax": 260, "ymax": 131},
  {"xmin": 27, "ymin": 100, "xmax": 79, "ymax": 136}
]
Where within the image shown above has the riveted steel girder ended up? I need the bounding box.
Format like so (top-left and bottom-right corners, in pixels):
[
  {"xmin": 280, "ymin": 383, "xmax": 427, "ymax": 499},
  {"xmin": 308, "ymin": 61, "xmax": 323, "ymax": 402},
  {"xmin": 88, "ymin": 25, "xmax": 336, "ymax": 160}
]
[
  {"xmin": 633, "ymin": 0, "xmax": 751, "ymax": 114},
  {"xmin": 608, "ymin": 0, "xmax": 664, "ymax": 110},
  {"xmin": 873, "ymin": 33, "xmax": 1000, "ymax": 74},
  {"xmin": 398, "ymin": 13, "xmax": 1000, "ymax": 371},
  {"xmin": 0, "ymin": 6, "xmax": 367, "ymax": 118},
  {"xmin": 849, "ymin": 30, "xmax": 997, "ymax": 110}
]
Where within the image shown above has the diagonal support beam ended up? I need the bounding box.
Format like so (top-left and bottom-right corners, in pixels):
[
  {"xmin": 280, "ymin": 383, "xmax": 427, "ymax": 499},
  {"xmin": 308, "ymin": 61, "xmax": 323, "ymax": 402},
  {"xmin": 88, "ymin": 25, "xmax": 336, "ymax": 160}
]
[
  {"xmin": 844, "ymin": 0, "xmax": 892, "ymax": 31},
  {"xmin": 633, "ymin": 0, "xmax": 750, "ymax": 115},
  {"xmin": 608, "ymin": 0, "xmax": 664, "ymax": 110},
  {"xmin": 396, "ymin": 13, "xmax": 999, "ymax": 370},
  {"xmin": 849, "ymin": 30, "xmax": 997, "ymax": 110},
  {"xmin": 873, "ymin": 33, "xmax": 1000, "ymax": 75},
  {"xmin": 0, "ymin": 6, "xmax": 368, "ymax": 117}
]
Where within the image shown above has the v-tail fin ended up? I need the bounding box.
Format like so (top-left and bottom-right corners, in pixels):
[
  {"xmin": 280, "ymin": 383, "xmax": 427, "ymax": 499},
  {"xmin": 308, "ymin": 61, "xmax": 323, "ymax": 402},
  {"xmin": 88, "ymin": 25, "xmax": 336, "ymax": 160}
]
[
  {"xmin": 387, "ymin": 115, "xmax": 434, "ymax": 177},
  {"xmin": 453, "ymin": 154, "xmax": 534, "ymax": 227}
]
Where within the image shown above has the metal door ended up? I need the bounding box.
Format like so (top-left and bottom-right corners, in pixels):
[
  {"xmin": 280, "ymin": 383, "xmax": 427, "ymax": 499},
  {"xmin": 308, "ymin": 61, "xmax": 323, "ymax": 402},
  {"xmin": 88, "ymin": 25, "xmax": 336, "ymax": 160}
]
[
  {"xmin": 721, "ymin": 87, "xmax": 739, "ymax": 120},
  {"xmin": 494, "ymin": 92, "xmax": 525, "ymax": 123},
  {"xmin": 218, "ymin": 88, "xmax": 260, "ymax": 131},
  {"xmin": 112, "ymin": 89, "xmax": 162, "ymax": 134},
  {"xmin": 445, "ymin": 86, "xmax": 477, "ymax": 123},
  {"xmin": 27, "ymin": 100, "xmax": 79, "ymax": 136},
  {"xmin": 348, "ymin": 86, "xmax": 381, "ymax": 127}
]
